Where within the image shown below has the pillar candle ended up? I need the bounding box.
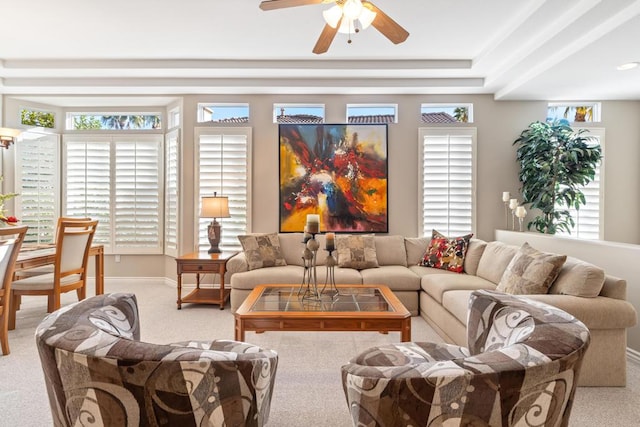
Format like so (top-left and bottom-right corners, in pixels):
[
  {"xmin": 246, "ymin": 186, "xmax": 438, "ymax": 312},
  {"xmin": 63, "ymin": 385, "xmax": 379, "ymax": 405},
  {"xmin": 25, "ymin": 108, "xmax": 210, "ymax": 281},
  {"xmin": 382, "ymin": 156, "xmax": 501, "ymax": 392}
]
[
  {"xmin": 306, "ymin": 214, "xmax": 320, "ymax": 234},
  {"xmin": 509, "ymin": 198, "xmax": 519, "ymax": 210},
  {"xmin": 325, "ymin": 232, "xmax": 335, "ymax": 250},
  {"xmin": 502, "ymin": 191, "xmax": 510, "ymax": 202},
  {"xmin": 515, "ymin": 206, "xmax": 527, "ymax": 218}
]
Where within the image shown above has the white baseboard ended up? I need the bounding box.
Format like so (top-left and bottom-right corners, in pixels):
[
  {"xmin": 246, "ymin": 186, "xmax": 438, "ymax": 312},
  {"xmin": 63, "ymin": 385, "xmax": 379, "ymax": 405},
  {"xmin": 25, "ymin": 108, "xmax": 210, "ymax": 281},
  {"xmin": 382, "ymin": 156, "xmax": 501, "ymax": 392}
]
[{"xmin": 627, "ymin": 347, "xmax": 640, "ymax": 365}]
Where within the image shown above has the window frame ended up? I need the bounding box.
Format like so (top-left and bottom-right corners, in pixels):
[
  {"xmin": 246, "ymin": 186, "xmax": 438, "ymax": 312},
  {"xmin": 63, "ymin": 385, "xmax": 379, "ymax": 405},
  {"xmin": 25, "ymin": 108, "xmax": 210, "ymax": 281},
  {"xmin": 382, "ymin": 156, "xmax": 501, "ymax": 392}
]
[
  {"xmin": 346, "ymin": 103, "xmax": 398, "ymax": 123},
  {"xmin": 421, "ymin": 103, "xmax": 474, "ymax": 124},
  {"xmin": 273, "ymin": 103, "xmax": 325, "ymax": 123}
]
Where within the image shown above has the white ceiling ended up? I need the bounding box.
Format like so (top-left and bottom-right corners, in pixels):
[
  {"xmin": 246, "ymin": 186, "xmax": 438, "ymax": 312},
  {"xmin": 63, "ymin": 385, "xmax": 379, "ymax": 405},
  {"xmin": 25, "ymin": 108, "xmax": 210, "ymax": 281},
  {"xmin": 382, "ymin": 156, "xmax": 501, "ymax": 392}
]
[{"xmin": 1, "ymin": 0, "xmax": 639, "ymax": 107}]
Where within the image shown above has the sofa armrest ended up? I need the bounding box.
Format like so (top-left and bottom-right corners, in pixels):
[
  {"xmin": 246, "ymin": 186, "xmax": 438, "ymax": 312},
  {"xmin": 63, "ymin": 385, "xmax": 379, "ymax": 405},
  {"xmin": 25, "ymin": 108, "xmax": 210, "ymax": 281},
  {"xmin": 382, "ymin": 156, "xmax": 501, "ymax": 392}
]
[
  {"xmin": 599, "ymin": 275, "xmax": 626, "ymax": 300},
  {"xmin": 226, "ymin": 252, "xmax": 248, "ymax": 275}
]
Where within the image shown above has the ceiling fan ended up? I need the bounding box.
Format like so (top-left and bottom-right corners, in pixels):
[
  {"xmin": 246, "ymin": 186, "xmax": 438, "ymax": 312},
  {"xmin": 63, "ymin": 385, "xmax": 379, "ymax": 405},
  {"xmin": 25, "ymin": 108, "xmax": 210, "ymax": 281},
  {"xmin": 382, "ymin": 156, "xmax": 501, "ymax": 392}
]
[{"xmin": 259, "ymin": 0, "xmax": 410, "ymax": 54}]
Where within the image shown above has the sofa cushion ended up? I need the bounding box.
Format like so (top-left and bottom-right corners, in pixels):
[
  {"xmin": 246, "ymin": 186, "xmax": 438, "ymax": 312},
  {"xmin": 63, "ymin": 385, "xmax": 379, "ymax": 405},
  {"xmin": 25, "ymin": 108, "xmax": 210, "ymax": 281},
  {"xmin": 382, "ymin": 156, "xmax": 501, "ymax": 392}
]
[
  {"xmin": 476, "ymin": 241, "xmax": 519, "ymax": 284},
  {"xmin": 361, "ymin": 266, "xmax": 420, "ymax": 291},
  {"xmin": 405, "ymin": 237, "xmax": 431, "ymax": 266},
  {"xmin": 419, "ymin": 230, "xmax": 473, "ymax": 273},
  {"xmin": 277, "ymin": 233, "xmax": 308, "ymax": 266},
  {"xmin": 549, "ymin": 257, "xmax": 605, "ymax": 298},
  {"xmin": 238, "ymin": 233, "xmax": 287, "ymax": 270},
  {"xmin": 415, "ymin": 267, "xmax": 496, "ymax": 303},
  {"xmin": 374, "ymin": 235, "xmax": 408, "ymax": 267},
  {"xmin": 336, "ymin": 235, "xmax": 379, "ymax": 269},
  {"xmin": 441, "ymin": 289, "xmax": 475, "ymax": 325},
  {"xmin": 463, "ymin": 239, "xmax": 487, "ymax": 276},
  {"xmin": 496, "ymin": 243, "xmax": 566, "ymax": 295},
  {"xmin": 230, "ymin": 265, "xmax": 305, "ymax": 290}
]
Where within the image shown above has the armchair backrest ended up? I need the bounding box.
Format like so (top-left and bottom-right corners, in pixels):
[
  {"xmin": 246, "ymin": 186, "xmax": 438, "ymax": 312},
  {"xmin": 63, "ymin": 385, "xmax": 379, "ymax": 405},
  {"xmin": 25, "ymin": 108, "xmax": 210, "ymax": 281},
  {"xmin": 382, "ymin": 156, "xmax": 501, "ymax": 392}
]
[
  {"xmin": 466, "ymin": 289, "xmax": 590, "ymax": 358},
  {"xmin": 35, "ymin": 293, "xmax": 278, "ymax": 427}
]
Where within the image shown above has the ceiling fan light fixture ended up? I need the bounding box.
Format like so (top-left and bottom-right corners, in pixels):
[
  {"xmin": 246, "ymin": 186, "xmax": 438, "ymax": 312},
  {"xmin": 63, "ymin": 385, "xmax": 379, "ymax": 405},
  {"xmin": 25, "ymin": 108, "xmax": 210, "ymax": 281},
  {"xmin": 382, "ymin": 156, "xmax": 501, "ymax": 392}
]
[
  {"xmin": 337, "ymin": 18, "xmax": 357, "ymax": 34},
  {"xmin": 322, "ymin": 4, "xmax": 342, "ymax": 28},
  {"xmin": 342, "ymin": 0, "xmax": 363, "ymax": 20},
  {"xmin": 358, "ymin": 6, "xmax": 376, "ymax": 29}
]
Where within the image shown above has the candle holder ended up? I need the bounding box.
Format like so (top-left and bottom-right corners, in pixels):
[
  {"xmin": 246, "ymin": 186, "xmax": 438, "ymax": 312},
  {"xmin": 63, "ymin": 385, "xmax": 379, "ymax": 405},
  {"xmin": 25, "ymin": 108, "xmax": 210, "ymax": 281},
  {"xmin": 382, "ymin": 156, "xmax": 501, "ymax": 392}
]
[
  {"xmin": 515, "ymin": 206, "xmax": 527, "ymax": 232},
  {"xmin": 298, "ymin": 233, "xmax": 321, "ymax": 301},
  {"xmin": 321, "ymin": 249, "xmax": 339, "ymax": 297},
  {"xmin": 509, "ymin": 198, "xmax": 519, "ymax": 231},
  {"xmin": 502, "ymin": 192, "xmax": 510, "ymax": 229}
]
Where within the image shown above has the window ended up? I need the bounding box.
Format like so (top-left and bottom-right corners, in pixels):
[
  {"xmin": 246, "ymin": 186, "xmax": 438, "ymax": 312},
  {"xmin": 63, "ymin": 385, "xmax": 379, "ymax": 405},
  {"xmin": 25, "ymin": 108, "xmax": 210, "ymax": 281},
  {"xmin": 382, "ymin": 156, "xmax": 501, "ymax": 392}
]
[
  {"xmin": 198, "ymin": 103, "xmax": 249, "ymax": 123},
  {"xmin": 67, "ymin": 113, "xmax": 162, "ymax": 130},
  {"xmin": 195, "ymin": 128, "xmax": 251, "ymax": 252},
  {"xmin": 347, "ymin": 104, "xmax": 397, "ymax": 123},
  {"xmin": 21, "ymin": 108, "xmax": 55, "ymax": 128},
  {"xmin": 419, "ymin": 128, "xmax": 476, "ymax": 237},
  {"xmin": 63, "ymin": 135, "xmax": 164, "ymax": 254},
  {"xmin": 421, "ymin": 103, "xmax": 473, "ymax": 123},
  {"xmin": 164, "ymin": 129, "xmax": 180, "ymax": 257},
  {"xmin": 168, "ymin": 107, "xmax": 181, "ymax": 128},
  {"xmin": 273, "ymin": 104, "xmax": 324, "ymax": 123},
  {"xmin": 556, "ymin": 128, "xmax": 604, "ymax": 240},
  {"xmin": 547, "ymin": 102, "xmax": 601, "ymax": 123},
  {"xmin": 14, "ymin": 131, "xmax": 60, "ymax": 245}
]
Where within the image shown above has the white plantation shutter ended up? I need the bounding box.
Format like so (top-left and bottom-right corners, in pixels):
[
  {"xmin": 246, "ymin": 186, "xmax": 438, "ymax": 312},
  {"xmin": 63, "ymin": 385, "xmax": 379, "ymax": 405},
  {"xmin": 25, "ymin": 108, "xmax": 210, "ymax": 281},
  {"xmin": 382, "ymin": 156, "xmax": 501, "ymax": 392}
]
[
  {"xmin": 196, "ymin": 128, "xmax": 251, "ymax": 252},
  {"xmin": 14, "ymin": 132, "xmax": 60, "ymax": 245},
  {"xmin": 419, "ymin": 128, "xmax": 476, "ymax": 237},
  {"xmin": 114, "ymin": 137, "xmax": 162, "ymax": 251},
  {"xmin": 164, "ymin": 129, "xmax": 179, "ymax": 257},
  {"xmin": 557, "ymin": 128, "xmax": 604, "ymax": 240},
  {"xmin": 65, "ymin": 139, "xmax": 112, "ymax": 246},
  {"xmin": 63, "ymin": 135, "xmax": 163, "ymax": 254}
]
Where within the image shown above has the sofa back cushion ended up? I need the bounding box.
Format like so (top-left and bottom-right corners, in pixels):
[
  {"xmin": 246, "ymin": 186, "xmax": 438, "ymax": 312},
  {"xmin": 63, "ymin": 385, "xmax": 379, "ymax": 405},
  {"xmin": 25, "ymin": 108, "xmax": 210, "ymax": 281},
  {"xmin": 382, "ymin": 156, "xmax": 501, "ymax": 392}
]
[
  {"xmin": 463, "ymin": 239, "xmax": 487, "ymax": 276},
  {"xmin": 277, "ymin": 233, "xmax": 307, "ymax": 266},
  {"xmin": 374, "ymin": 235, "xmax": 408, "ymax": 267},
  {"xmin": 548, "ymin": 256, "xmax": 605, "ymax": 298},
  {"xmin": 404, "ymin": 237, "xmax": 431, "ymax": 266},
  {"xmin": 476, "ymin": 241, "xmax": 519, "ymax": 284}
]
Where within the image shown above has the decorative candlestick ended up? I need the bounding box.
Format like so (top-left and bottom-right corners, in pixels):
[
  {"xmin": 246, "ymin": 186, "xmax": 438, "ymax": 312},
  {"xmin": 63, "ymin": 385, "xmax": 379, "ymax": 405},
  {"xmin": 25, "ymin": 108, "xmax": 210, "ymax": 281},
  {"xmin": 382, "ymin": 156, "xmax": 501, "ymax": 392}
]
[
  {"xmin": 515, "ymin": 206, "xmax": 527, "ymax": 232},
  {"xmin": 322, "ymin": 249, "xmax": 338, "ymax": 296},
  {"xmin": 298, "ymin": 232, "xmax": 321, "ymax": 301},
  {"xmin": 509, "ymin": 198, "xmax": 519, "ymax": 231},
  {"xmin": 502, "ymin": 191, "xmax": 510, "ymax": 229}
]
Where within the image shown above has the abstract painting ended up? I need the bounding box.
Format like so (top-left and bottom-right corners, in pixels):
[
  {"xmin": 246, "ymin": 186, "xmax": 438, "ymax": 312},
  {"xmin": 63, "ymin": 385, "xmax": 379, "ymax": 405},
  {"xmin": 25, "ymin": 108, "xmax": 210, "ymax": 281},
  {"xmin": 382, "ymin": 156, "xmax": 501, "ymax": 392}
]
[{"xmin": 279, "ymin": 124, "xmax": 388, "ymax": 233}]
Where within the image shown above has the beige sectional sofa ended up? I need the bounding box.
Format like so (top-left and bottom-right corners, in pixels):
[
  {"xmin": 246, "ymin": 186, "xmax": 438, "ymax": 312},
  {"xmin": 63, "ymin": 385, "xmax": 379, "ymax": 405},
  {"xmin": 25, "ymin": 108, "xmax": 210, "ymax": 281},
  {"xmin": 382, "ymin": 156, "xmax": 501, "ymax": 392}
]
[{"xmin": 226, "ymin": 232, "xmax": 637, "ymax": 386}]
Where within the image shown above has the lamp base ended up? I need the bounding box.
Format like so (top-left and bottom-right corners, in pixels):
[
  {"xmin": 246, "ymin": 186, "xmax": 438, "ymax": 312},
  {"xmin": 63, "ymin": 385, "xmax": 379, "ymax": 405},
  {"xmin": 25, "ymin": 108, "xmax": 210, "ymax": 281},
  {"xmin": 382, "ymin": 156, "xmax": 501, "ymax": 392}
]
[{"xmin": 207, "ymin": 221, "xmax": 222, "ymax": 254}]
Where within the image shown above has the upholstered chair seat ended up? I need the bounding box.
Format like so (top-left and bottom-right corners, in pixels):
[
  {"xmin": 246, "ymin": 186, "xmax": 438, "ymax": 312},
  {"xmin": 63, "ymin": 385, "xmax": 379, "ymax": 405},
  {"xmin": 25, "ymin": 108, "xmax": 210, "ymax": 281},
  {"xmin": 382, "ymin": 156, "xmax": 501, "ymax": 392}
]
[
  {"xmin": 36, "ymin": 293, "xmax": 278, "ymax": 427},
  {"xmin": 341, "ymin": 289, "xmax": 590, "ymax": 427}
]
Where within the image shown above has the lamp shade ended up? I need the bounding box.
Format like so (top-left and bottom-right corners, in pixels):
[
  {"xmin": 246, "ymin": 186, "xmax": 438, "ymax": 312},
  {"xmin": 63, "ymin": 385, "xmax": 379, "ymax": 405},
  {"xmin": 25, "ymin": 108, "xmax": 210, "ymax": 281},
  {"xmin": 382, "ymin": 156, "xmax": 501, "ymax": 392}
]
[
  {"xmin": 0, "ymin": 127, "xmax": 21, "ymax": 149},
  {"xmin": 200, "ymin": 196, "xmax": 230, "ymax": 219}
]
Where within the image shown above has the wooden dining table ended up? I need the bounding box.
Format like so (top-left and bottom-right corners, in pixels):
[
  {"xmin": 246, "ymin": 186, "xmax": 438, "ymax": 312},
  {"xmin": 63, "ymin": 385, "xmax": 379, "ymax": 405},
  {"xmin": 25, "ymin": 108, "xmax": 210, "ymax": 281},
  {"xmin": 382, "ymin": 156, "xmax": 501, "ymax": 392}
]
[{"xmin": 15, "ymin": 244, "xmax": 105, "ymax": 295}]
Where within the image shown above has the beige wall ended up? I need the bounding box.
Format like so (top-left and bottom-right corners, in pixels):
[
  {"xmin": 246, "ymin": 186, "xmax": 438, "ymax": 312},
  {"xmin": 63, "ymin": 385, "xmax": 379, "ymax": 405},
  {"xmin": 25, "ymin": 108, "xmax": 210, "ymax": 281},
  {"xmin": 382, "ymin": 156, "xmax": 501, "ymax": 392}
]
[{"xmin": 3, "ymin": 95, "xmax": 640, "ymax": 282}]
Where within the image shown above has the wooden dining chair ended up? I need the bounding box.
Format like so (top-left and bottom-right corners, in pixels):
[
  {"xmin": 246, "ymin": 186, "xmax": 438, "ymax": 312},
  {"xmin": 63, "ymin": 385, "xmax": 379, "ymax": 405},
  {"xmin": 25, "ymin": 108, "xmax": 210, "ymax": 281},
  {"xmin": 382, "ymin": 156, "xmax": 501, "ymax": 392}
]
[
  {"xmin": 0, "ymin": 225, "xmax": 28, "ymax": 355},
  {"xmin": 9, "ymin": 219, "xmax": 98, "ymax": 330},
  {"xmin": 14, "ymin": 217, "xmax": 91, "ymax": 279}
]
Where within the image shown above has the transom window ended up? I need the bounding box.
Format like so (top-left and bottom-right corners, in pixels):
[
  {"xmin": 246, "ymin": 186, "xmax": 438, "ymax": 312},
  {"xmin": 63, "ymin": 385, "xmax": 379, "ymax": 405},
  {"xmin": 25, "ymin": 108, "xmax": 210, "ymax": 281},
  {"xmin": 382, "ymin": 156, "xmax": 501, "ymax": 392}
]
[
  {"xmin": 347, "ymin": 104, "xmax": 397, "ymax": 124},
  {"xmin": 273, "ymin": 104, "xmax": 324, "ymax": 124},
  {"xmin": 198, "ymin": 103, "xmax": 249, "ymax": 123},
  {"xmin": 21, "ymin": 108, "xmax": 55, "ymax": 128},
  {"xmin": 67, "ymin": 113, "xmax": 162, "ymax": 130},
  {"xmin": 547, "ymin": 102, "xmax": 601, "ymax": 123},
  {"xmin": 421, "ymin": 103, "xmax": 473, "ymax": 124}
]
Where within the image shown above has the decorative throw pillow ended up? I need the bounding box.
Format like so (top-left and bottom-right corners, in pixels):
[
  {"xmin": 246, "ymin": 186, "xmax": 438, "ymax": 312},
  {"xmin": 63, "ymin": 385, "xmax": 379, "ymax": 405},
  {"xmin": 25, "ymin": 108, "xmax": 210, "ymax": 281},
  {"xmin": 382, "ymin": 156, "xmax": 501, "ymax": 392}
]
[
  {"xmin": 238, "ymin": 233, "xmax": 287, "ymax": 271},
  {"xmin": 419, "ymin": 229, "xmax": 473, "ymax": 274},
  {"xmin": 496, "ymin": 242, "xmax": 567, "ymax": 295},
  {"xmin": 336, "ymin": 235, "xmax": 379, "ymax": 269}
]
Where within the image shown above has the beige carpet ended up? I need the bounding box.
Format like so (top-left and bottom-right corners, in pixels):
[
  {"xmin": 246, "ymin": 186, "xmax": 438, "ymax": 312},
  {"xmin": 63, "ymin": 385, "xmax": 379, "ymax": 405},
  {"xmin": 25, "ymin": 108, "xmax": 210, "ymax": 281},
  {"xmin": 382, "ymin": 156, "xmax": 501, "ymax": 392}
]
[{"xmin": 1, "ymin": 279, "xmax": 639, "ymax": 426}]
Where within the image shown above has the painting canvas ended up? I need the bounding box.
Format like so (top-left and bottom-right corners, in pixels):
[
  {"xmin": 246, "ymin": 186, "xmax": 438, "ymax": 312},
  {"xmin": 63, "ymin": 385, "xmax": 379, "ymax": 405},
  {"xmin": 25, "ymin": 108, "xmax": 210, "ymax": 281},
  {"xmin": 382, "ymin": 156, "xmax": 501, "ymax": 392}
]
[{"xmin": 279, "ymin": 123, "xmax": 388, "ymax": 233}]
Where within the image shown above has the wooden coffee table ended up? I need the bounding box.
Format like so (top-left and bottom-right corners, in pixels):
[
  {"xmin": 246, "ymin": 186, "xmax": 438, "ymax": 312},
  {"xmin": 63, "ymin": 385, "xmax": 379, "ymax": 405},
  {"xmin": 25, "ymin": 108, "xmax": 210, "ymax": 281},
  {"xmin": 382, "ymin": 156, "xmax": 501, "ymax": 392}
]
[{"xmin": 234, "ymin": 284, "xmax": 411, "ymax": 342}]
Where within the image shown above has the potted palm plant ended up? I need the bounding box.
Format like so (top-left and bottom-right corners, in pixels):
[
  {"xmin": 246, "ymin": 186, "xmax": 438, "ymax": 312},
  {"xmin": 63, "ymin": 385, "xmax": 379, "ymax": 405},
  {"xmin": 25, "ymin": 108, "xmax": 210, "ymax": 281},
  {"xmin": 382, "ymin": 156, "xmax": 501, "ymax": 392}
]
[{"xmin": 513, "ymin": 120, "xmax": 602, "ymax": 234}]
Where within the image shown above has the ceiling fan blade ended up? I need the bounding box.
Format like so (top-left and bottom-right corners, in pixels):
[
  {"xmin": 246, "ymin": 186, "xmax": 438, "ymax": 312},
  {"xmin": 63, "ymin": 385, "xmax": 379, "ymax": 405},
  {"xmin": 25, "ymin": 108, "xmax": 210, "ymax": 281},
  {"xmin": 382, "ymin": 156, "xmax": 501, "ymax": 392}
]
[
  {"xmin": 313, "ymin": 22, "xmax": 340, "ymax": 55},
  {"xmin": 363, "ymin": 1, "xmax": 409, "ymax": 44},
  {"xmin": 259, "ymin": 0, "xmax": 327, "ymax": 11}
]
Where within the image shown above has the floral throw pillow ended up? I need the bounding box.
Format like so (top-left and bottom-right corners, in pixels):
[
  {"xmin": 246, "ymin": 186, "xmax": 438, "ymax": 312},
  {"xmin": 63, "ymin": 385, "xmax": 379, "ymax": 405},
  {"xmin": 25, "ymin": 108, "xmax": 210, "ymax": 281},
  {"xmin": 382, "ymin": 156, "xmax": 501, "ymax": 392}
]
[
  {"xmin": 238, "ymin": 233, "xmax": 287, "ymax": 271},
  {"xmin": 420, "ymin": 229, "xmax": 473, "ymax": 274}
]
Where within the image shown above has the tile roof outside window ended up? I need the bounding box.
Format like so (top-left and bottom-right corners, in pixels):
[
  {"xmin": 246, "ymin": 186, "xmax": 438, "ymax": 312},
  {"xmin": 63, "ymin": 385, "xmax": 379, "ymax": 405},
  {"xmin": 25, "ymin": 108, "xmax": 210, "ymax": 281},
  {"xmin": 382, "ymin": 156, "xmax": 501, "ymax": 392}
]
[{"xmin": 421, "ymin": 112, "xmax": 457, "ymax": 123}]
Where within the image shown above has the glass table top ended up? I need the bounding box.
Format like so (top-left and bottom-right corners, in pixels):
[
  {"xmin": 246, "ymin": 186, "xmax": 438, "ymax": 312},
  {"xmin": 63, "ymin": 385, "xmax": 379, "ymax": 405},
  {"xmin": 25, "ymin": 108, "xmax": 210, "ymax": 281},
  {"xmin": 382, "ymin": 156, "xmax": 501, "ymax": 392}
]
[{"xmin": 249, "ymin": 286, "xmax": 393, "ymax": 313}]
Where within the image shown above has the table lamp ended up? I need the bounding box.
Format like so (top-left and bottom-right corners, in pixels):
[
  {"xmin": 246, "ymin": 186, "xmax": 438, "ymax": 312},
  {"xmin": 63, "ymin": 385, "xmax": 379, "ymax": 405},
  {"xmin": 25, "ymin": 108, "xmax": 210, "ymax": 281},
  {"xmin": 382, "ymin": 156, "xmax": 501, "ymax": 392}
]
[{"xmin": 200, "ymin": 192, "xmax": 231, "ymax": 253}]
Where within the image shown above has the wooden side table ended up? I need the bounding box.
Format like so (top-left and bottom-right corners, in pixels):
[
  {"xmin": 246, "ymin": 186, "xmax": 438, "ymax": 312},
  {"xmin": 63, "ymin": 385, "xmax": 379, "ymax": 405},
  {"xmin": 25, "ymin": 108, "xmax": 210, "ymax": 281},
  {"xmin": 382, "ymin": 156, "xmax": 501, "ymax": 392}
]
[{"xmin": 175, "ymin": 251, "xmax": 238, "ymax": 310}]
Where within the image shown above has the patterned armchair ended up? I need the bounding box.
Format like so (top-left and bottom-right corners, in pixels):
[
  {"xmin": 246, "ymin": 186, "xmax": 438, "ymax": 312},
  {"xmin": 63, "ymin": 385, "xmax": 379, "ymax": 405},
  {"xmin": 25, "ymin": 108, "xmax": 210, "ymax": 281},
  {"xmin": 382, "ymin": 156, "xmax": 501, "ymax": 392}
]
[
  {"xmin": 35, "ymin": 293, "xmax": 278, "ymax": 427},
  {"xmin": 341, "ymin": 289, "xmax": 590, "ymax": 427}
]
